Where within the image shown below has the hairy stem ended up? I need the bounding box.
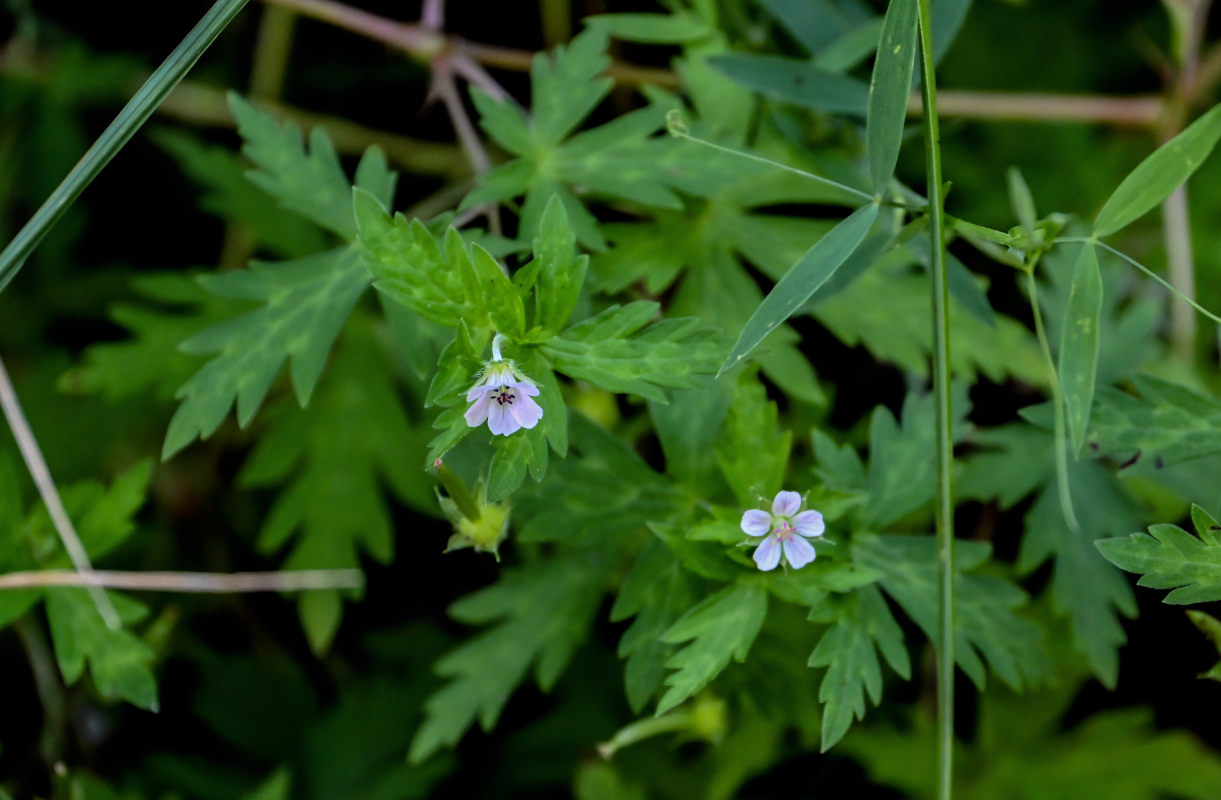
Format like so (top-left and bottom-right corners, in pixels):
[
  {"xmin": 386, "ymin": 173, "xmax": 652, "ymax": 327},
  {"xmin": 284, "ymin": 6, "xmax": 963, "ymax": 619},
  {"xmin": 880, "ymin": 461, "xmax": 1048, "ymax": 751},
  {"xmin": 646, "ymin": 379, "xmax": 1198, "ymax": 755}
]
[{"xmin": 915, "ymin": 0, "xmax": 954, "ymax": 796}]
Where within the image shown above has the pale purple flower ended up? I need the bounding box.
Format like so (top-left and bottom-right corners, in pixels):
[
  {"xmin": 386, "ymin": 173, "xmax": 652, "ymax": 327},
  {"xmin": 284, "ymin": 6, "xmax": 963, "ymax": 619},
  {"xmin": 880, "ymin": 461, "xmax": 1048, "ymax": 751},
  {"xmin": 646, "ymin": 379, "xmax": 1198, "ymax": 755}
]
[
  {"xmin": 741, "ymin": 490, "xmax": 825, "ymax": 571},
  {"xmin": 464, "ymin": 336, "xmax": 543, "ymax": 436}
]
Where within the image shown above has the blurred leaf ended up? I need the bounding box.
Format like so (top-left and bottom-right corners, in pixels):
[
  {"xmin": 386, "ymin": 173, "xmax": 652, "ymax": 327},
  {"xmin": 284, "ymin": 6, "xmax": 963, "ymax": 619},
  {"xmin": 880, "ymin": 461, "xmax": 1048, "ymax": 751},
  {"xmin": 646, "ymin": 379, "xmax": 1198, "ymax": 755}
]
[
  {"xmin": 1098, "ymin": 504, "xmax": 1221, "ymax": 604},
  {"xmin": 586, "ymin": 12, "xmax": 712, "ymax": 44},
  {"xmin": 1187, "ymin": 608, "xmax": 1221, "ymax": 681},
  {"xmin": 866, "ymin": 0, "xmax": 917, "ymax": 192},
  {"xmin": 649, "ymin": 381, "xmax": 733, "ymax": 487},
  {"xmin": 809, "ymin": 584, "xmax": 910, "ymax": 750},
  {"xmin": 241, "ymin": 770, "xmax": 291, "ymax": 800},
  {"xmin": 575, "ymin": 763, "xmax": 646, "ymax": 800},
  {"xmin": 409, "ymin": 549, "xmax": 612, "ymax": 762},
  {"xmin": 722, "ymin": 204, "xmax": 878, "ymax": 373},
  {"xmin": 657, "ymin": 583, "xmax": 768, "ymax": 714},
  {"xmin": 1094, "ymin": 104, "xmax": 1221, "ymax": 237},
  {"xmin": 707, "ymin": 54, "xmax": 869, "ymax": 115},
  {"xmin": 46, "ymin": 589, "xmax": 157, "ymax": 710},
  {"xmin": 855, "ymin": 536, "xmax": 1050, "ymax": 690},
  {"xmin": 163, "ymin": 248, "xmax": 370, "ymax": 458}
]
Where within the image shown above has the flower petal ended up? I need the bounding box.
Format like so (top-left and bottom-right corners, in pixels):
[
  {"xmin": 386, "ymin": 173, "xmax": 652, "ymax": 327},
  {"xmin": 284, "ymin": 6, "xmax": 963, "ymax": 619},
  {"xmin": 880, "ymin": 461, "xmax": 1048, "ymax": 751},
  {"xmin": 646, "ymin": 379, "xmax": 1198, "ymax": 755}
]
[
  {"xmin": 782, "ymin": 535, "xmax": 816, "ymax": 569},
  {"xmin": 793, "ymin": 510, "xmax": 825, "ymax": 538},
  {"xmin": 509, "ymin": 392, "xmax": 543, "ymax": 429},
  {"xmin": 488, "ymin": 402, "xmax": 519, "ymax": 436},
  {"xmin": 753, "ymin": 535, "xmax": 782, "ymax": 571},
  {"xmin": 515, "ymin": 378, "xmax": 540, "ymax": 397},
  {"xmin": 464, "ymin": 393, "xmax": 492, "ymax": 427},
  {"xmin": 772, "ymin": 490, "xmax": 802, "ymax": 517},
  {"xmin": 741, "ymin": 509, "xmax": 772, "ymax": 536}
]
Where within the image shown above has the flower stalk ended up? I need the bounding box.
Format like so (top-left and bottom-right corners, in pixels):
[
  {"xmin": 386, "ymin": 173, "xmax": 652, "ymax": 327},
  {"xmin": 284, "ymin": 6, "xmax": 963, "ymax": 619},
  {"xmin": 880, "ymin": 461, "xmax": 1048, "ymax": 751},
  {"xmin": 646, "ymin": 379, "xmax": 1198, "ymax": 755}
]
[{"xmin": 915, "ymin": 0, "xmax": 955, "ymax": 796}]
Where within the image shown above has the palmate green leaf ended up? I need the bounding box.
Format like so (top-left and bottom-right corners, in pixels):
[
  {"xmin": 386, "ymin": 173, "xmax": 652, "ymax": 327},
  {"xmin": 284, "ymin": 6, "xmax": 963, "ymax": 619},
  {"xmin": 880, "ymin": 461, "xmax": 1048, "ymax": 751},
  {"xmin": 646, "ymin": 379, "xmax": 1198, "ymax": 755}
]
[
  {"xmin": 163, "ymin": 247, "xmax": 370, "ymax": 458},
  {"xmin": 1058, "ymin": 244, "xmax": 1102, "ymax": 455},
  {"xmin": 228, "ymin": 93, "xmax": 396, "ymax": 239},
  {"xmin": 866, "ymin": 0, "xmax": 917, "ymax": 192},
  {"xmin": 63, "ymin": 273, "xmax": 238, "ymax": 403},
  {"xmin": 1094, "ymin": 103, "xmax": 1221, "ymax": 237},
  {"xmin": 855, "ymin": 536, "xmax": 1050, "ymax": 690},
  {"xmin": 531, "ymin": 196, "xmax": 587, "ymax": 336},
  {"xmin": 46, "ymin": 589, "xmax": 157, "ymax": 710},
  {"xmin": 239, "ymin": 322, "xmax": 430, "ymax": 652},
  {"xmin": 706, "ymin": 54, "xmax": 869, "ymax": 115},
  {"xmin": 514, "ymin": 412, "xmax": 682, "ymax": 545},
  {"xmin": 1091, "ymin": 375, "xmax": 1221, "ymax": 470},
  {"xmin": 721, "ymin": 204, "xmax": 878, "ymax": 374},
  {"xmin": 541, "ymin": 302, "xmax": 721, "ymax": 402},
  {"xmin": 714, "ymin": 370, "xmax": 791, "ymax": 506},
  {"xmin": 408, "ymin": 549, "xmax": 612, "ymax": 763},
  {"xmin": 1098, "ymin": 505, "xmax": 1221, "ymax": 605},
  {"xmin": 808, "ymin": 584, "xmax": 910, "ymax": 750},
  {"xmin": 656, "ymin": 584, "xmax": 768, "ymax": 714},
  {"xmin": 610, "ymin": 541, "xmax": 699, "ymax": 713}
]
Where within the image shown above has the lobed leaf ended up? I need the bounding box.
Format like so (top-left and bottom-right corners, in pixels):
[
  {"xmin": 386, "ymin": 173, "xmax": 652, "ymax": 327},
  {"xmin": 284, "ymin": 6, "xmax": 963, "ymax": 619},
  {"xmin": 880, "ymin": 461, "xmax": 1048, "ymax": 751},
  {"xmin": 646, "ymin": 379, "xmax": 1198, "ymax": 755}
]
[{"xmin": 1098, "ymin": 505, "xmax": 1221, "ymax": 604}]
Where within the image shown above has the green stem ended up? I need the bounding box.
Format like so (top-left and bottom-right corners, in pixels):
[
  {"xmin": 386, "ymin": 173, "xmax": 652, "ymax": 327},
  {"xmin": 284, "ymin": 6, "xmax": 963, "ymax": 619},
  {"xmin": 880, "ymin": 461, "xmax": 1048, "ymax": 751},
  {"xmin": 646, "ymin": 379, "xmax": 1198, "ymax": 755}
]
[
  {"xmin": 0, "ymin": 0, "xmax": 250, "ymax": 294},
  {"xmin": 1093, "ymin": 240, "xmax": 1221, "ymax": 326},
  {"xmin": 915, "ymin": 1, "xmax": 954, "ymax": 797}
]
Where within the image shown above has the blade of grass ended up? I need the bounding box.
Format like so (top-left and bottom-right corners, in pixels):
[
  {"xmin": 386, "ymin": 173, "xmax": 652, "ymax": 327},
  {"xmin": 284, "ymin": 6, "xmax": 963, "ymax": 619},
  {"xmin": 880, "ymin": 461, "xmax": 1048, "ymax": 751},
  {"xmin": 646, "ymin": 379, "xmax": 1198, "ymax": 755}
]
[{"xmin": 0, "ymin": 0, "xmax": 250, "ymax": 293}]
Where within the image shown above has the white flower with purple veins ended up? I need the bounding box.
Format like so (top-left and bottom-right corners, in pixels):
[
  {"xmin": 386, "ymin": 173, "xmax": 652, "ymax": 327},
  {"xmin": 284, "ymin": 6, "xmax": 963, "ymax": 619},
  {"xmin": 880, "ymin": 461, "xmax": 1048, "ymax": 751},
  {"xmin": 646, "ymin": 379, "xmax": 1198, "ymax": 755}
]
[
  {"xmin": 464, "ymin": 336, "xmax": 543, "ymax": 436},
  {"xmin": 741, "ymin": 491, "xmax": 825, "ymax": 571}
]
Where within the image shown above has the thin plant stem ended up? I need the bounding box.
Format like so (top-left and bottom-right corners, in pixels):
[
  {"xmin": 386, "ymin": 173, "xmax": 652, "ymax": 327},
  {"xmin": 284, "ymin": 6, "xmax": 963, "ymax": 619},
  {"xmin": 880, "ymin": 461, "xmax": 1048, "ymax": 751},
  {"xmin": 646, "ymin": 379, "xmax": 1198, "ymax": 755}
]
[
  {"xmin": 915, "ymin": 1, "xmax": 954, "ymax": 797},
  {"xmin": 0, "ymin": 0, "xmax": 250, "ymax": 293},
  {"xmin": 0, "ymin": 354, "xmax": 119, "ymax": 628},
  {"xmin": 1092, "ymin": 240, "xmax": 1221, "ymax": 325},
  {"xmin": 0, "ymin": 569, "xmax": 364, "ymax": 593},
  {"xmin": 667, "ymin": 129, "xmax": 875, "ymax": 203}
]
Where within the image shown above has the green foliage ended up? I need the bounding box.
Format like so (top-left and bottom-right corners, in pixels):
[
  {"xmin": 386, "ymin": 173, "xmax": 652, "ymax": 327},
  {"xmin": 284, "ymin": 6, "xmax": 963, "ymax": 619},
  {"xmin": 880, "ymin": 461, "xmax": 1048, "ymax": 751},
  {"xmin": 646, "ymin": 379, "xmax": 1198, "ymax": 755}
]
[
  {"xmin": 1098, "ymin": 504, "xmax": 1221, "ymax": 604},
  {"xmin": 162, "ymin": 248, "xmax": 371, "ymax": 458},
  {"xmin": 46, "ymin": 589, "xmax": 157, "ymax": 710},
  {"xmin": 866, "ymin": 0, "xmax": 918, "ymax": 193},
  {"xmin": 656, "ymin": 583, "xmax": 768, "ymax": 714},
  {"xmin": 409, "ymin": 549, "xmax": 613, "ymax": 763},
  {"xmin": 1059, "ymin": 244, "xmax": 1102, "ymax": 454},
  {"xmin": 808, "ymin": 584, "xmax": 911, "ymax": 750},
  {"xmin": 855, "ymin": 536, "xmax": 1050, "ymax": 690},
  {"xmin": 714, "ymin": 371, "xmax": 791, "ymax": 506},
  {"xmin": 1093, "ymin": 104, "xmax": 1221, "ymax": 237},
  {"xmin": 1092, "ymin": 375, "xmax": 1221, "ymax": 469}
]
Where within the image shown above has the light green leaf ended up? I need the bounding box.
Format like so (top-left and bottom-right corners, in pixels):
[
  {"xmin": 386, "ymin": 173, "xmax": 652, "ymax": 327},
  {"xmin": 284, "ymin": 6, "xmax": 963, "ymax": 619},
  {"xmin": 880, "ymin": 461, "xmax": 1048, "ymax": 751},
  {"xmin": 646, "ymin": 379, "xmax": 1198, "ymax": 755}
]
[
  {"xmin": 706, "ymin": 54, "xmax": 869, "ymax": 115},
  {"xmin": 408, "ymin": 551, "xmax": 611, "ymax": 763},
  {"xmin": 542, "ymin": 303, "xmax": 720, "ymax": 402},
  {"xmin": 529, "ymin": 27, "xmax": 613, "ymax": 147},
  {"xmin": 714, "ymin": 371, "xmax": 792, "ymax": 506},
  {"xmin": 1091, "ymin": 375, "xmax": 1221, "ymax": 469},
  {"xmin": 163, "ymin": 247, "xmax": 370, "ymax": 458},
  {"xmin": 532, "ymin": 196, "xmax": 587, "ymax": 335},
  {"xmin": 809, "ymin": 584, "xmax": 910, "ymax": 750},
  {"xmin": 241, "ymin": 769, "xmax": 292, "ymax": 800},
  {"xmin": 45, "ymin": 589, "xmax": 158, "ymax": 710},
  {"xmin": 1098, "ymin": 506, "xmax": 1221, "ymax": 604},
  {"xmin": 866, "ymin": 0, "xmax": 917, "ymax": 192},
  {"xmin": 228, "ymin": 92, "xmax": 360, "ymax": 239},
  {"xmin": 721, "ymin": 204, "xmax": 878, "ymax": 374},
  {"xmin": 657, "ymin": 584, "xmax": 768, "ymax": 714},
  {"xmin": 1058, "ymin": 244, "xmax": 1102, "ymax": 455},
  {"xmin": 1094, "ymin": 103, "xmax": 1221, "ymax": 237}
]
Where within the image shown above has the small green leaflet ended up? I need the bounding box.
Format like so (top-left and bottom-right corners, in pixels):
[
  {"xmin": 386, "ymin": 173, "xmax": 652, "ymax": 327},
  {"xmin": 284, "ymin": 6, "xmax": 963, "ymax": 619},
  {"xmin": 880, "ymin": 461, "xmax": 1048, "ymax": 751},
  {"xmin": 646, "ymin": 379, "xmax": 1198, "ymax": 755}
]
[
  {"xmin": 585, "ymin": 12, "xmax": 712, "ymax": 44},
  {"xmin": 228, "ymin": 92, "xmax": 397, "ymax": 239},
  {"xmin": 1098, "ymin": 504, "xmax": 1221, "ymax": 604},
  {"xmin": 162, "ymin": 248, "xmax": 370, "ymax": 458},
  {"xmin": 1093, "ymin": 103, "xmax": 1221, "ymax": 237},
  {"xmin": 1058, "ymin": 244, "xmax": 1102, "ymax": 455},
  {"xmin": 656, "ymin": 584, "xmax": 768, "ymax": 714},
  {"xmin": 721, "ymin": 204, "xmax": 878, "ymax": 374},
  {"xmin": 808, "ymin": 584, "xmax": 910, "ymax": 751},
  {"xmin": 408, "ymin": 550, "xmax": 611, "ymax": 763},
  {"xmin": 866, "ymin": 0, "xmax": 917, "ymax": 193},
  {"xmin": 541, "ymin": 302, "xmax": 721, "ymax": 402},
  {"xmin": 714, "ymin": 371, "xmax": 792, "ymax": 506},
  {"xmin": 531, "ymin": 196, "xmax": 588, "ymax": 336}
]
